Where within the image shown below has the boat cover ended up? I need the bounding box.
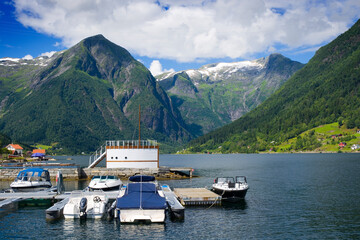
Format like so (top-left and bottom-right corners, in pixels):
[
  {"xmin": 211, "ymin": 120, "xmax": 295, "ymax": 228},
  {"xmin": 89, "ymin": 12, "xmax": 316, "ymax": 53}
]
[
  {"xmin": 116, "ymin": 183, "xmax": 166, "ymax": 209},
  {"xmin": 17, "ymin": 168, "xmax": 47, "ymax": 177},
  {"xmin": 129, "ymin": 175, "xmax": 155, "ymax": 182}
]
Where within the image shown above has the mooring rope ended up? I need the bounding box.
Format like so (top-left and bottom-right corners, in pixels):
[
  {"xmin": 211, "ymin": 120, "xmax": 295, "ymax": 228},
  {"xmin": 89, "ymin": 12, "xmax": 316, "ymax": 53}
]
[{"xmin": 206, "ymin": 189, "xmax": 225, "ymax": 209}]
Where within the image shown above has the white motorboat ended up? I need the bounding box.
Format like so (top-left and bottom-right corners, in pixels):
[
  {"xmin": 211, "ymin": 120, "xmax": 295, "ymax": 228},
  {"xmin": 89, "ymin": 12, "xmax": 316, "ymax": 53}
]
[
  {"xmin": 88, "ymin": 175, "xmax": 122, "ymax": 191},
  {"xmin": 63, "ymin": 191, "xmax": 109, "ymax": 219},
  {"xmin": 212, "ymin": 176, "xmax": 249, "ymax": 202},
  {"xmin": 115, "ymin": 175, "xmax": 167, "ymax": 223},
  {"xmin": 10, "ymin": 168, "xmax": 52, "ymax": 192}
]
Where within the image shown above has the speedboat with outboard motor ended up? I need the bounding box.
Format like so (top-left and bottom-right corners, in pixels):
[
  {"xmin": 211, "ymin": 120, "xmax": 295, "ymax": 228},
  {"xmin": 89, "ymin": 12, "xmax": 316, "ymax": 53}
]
[
  {"xmin": 211, "ymin": 176, "xmax": 249, "ymax": 202},
  {"xmin": 115, "ymin": 175, "xmax": 167, "ymax": 223},
  {"xmin": 88, "ymin": 175, "xmax": 122, "ymax": 191},
  {"xmin": 63, "ymin": 191, "xmax": 109, "ymax": 219},
  {"xmin": 10, "ymin": 168, "xmax": 52, "ymax": 192}
]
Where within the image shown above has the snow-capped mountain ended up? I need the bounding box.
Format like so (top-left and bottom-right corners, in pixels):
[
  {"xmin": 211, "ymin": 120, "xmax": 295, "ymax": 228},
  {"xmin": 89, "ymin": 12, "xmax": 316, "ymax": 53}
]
[
  {"xmin": 156, "ymin": 53, "xmax": 304, "ymax": 136},
  {"xmin": 159, "ymin": 58, "xmax": 265, "ymax": 83},
  {"xmin": 0, "ymin": 52, "xmax": 62, "ymax": 67}
]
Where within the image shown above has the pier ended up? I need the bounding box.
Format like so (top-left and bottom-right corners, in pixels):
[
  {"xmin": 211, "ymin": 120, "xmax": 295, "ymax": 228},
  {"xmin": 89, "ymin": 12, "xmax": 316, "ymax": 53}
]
[{"xmin": 0, "ymin": 166, "xmax": 193, "ymax": 181}]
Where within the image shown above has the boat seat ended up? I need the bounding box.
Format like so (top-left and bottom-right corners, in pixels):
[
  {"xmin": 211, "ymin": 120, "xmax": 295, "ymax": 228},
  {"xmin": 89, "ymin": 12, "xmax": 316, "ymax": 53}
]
[{"xmin": 228, "ymin": 182, "xmax": 235, "ymax": 188}]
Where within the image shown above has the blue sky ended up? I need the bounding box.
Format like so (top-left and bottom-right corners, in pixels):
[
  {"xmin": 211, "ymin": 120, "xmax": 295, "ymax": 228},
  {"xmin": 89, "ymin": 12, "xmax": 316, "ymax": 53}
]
[{"xmin": 1, "ymin": 0, "xmax": 360, "ymax": 75}]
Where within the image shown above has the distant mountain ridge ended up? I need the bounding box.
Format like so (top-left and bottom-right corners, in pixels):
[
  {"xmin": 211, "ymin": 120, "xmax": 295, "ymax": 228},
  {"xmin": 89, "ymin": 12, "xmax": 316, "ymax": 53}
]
[
  {"xmin": 156, "ymin": 53, "xmax": 303, "ymax": 136},
  {"xmin": 0, "ymin": 36, "xmax": 304, "ymax": 154},
  {"xmin": 187, "ymin": 19, "xmax": 360, "ymax": 153}
]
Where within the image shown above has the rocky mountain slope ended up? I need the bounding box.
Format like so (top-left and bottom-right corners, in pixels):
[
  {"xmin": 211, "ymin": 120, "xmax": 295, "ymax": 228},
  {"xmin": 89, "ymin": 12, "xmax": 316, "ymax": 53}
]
[
  {"xmin": 156, "ymin": 54, "xmax": 303, "ymax": 136},
  {"xmin": 0, "ymin": 35, "xmax": 191, "ymax": 153}
]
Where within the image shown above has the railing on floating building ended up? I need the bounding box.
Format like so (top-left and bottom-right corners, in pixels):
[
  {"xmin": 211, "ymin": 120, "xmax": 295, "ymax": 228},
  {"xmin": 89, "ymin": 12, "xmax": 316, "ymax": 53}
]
[{"xmin": 105, "ymin": 140, "xmax": 158, "ymax": 149}]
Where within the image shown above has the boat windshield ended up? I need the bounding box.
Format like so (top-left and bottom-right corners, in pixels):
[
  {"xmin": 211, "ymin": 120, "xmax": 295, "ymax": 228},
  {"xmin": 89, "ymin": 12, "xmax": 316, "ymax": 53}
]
[
  {"xmin": 30, "ymin": 171, "xmax": 41, "ymax": 181},
  {"xmin": 15, "ymin": 170, "xmax": 50, "ymax": 181},
  {"xmin": 15, "ymin": 172, "xmax": 26, "ymax": 181},
  {"xmin": 216, "ymin": 177, "xmax": 235, "ymax": 183},
  {"xmin": 236, "ymin": 176, "xmax": 247, "ymax": 183}
]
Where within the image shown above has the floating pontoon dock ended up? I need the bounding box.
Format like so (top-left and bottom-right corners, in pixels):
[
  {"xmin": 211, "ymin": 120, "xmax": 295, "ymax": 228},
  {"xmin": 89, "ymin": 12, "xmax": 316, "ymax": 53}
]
[
  {"xmin": 0, "ymin": 187, "xmax": 222, "ymax": 221},
  {"xmin": 161, "ymin": 185, "xmax": 185, "ymax": 220},
  {"xmin": 0, "ymin": 191, "xmax": 120, "ymax": 220},
  {"xmin": 173, "ymin": 188, "xmax": 221, "ymax": 206}
]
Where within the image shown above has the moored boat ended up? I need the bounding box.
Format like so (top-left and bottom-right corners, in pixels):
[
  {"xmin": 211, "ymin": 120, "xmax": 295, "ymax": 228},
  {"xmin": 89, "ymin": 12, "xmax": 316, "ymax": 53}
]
[
  {"xmin": 63, "ymin": 191, "xmax": 109, "ymax": 219},
  {"xmin": 88, "ymin": 175, "xmax": 122, "ymax": 191},
  {"xmin": 10, "ymin": 168, "xmax": 52, "ymax": 192},
  {"xmin": 115, "ymin": 175, "xmax": 167, "ymax": 223},
  {"xmin": 211, "ymin": 176, "xmax": 249, "ymax": 202}
]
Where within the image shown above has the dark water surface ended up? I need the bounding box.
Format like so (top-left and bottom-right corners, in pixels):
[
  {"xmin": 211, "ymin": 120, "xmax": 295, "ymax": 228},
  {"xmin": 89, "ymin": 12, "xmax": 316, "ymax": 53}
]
[{"xmin": 1, "ymin": 153, "xmax": 360, "ymax": 239}]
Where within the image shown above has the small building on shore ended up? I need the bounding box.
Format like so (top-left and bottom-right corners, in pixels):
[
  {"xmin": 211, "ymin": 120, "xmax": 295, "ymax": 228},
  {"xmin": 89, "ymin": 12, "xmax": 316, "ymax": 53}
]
[
  {"xmin": 351, "ymin": 144, "xmax": 360, "ymax": 150},
  {"xmin": 6, "ymin": 144, "xmax": 23, "ymax": 156},
  {"xmin": 32, "ymin": 149, "xmax": 46, "ymax": 155}
]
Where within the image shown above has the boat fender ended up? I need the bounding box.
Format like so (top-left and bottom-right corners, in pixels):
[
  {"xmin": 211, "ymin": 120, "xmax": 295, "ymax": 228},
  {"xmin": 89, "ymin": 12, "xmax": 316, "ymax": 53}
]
[
  {"xmin": 93, "ymin": 196, "xmax": 101, "ymax": 203},
  {"xmin": 79, "ymin": 197, "xmax": 87, "ymax": 219}
]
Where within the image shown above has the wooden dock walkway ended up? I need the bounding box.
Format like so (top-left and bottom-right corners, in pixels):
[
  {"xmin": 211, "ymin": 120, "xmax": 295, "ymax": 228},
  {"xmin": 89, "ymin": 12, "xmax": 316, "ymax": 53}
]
[{"xmin": 173, "ymin": 188, "xmax": 221, "ymax": 206}]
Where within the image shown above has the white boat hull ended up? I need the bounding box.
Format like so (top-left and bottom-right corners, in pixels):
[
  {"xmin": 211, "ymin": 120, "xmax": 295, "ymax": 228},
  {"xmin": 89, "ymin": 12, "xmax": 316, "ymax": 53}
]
[
  {"xmin": 10, "ymin": 181, "xmax": 52, "ymax": 192},
  {"xmin": 119, "ymin": 209, "xmax": 165, "ymax": 223}
]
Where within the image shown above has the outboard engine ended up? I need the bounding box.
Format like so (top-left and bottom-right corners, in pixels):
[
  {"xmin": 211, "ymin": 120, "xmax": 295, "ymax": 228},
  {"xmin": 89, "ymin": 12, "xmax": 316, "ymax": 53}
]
[
  {"xmin": 56, "ymin": 170, "xmax": 65, "ymax": 194},
  {"xmin": 79, "ymin": 197, "xmax": 88, "ymax": 219}
]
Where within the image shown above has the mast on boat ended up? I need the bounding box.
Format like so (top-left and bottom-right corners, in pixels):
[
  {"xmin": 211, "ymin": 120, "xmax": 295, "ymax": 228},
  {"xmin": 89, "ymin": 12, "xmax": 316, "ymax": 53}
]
[{"xmin": 139, "ymin": 104, "xmax": 141, "ymax": 147}]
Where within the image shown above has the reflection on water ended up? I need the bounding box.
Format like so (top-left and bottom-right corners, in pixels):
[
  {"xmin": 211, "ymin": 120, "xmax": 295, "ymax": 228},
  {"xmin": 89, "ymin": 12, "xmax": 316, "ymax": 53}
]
[
  {"xmin": 119, "ymin": 223, "xmax": 165, "ymax": 239},
  {"xmin": 55, "ymin": 217, "xmax": 166, "ymax": 239},
  {"xmin": 221, "ymin": 199, "xmax": 248, "ymax": 211}
]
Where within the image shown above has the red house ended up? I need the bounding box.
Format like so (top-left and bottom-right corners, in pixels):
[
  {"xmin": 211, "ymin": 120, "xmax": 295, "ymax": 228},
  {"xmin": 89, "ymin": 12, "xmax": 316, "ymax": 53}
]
[{"xmin": 339, "ymin": 142, "xmax": 346, "ymax": 148}]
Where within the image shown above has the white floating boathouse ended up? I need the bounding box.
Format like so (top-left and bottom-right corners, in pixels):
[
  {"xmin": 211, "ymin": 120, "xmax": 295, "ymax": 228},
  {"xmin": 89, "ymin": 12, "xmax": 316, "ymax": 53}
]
[{"xmin": 88, "ymin": 140, "xmax": 159, "ymax": 169}]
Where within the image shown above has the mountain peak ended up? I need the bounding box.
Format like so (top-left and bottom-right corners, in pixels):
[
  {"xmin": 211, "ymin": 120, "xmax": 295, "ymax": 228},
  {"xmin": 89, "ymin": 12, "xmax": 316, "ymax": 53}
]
[
  {"xmin": 81, "ymin": 34, "xmax": 112, "ymax": 48},
  {"xmin": 59, "ymin": 34, "xmax": 136, "ymax": 80},
  {"xmin": 84, "ymin": 34, "xmax": 106, "ymax": 40}
]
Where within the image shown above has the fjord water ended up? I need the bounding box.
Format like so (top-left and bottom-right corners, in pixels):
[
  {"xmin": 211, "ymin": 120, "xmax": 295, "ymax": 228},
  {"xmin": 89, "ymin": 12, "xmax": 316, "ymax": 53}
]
[{"xmin": 1, "ymin": 153, "xmax": 360, "ymax": 239}]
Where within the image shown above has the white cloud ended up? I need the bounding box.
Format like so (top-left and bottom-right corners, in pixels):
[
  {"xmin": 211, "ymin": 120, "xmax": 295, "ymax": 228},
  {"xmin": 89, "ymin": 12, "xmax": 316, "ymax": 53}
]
[
  {"xmin": 40, "ymin": 51, "xmax": 57, "ymax": 58},
  {"xmin": 149, "ymin": 60, "xmax": 163, "ymax": 76},
  {"xmin": 22, "ymin": 54, "xmax": 33, "ymax": 60},
  {"xmin": 13, "ymin": 0, "xmax": 360, "ymax": 62},
  {"xmin": 149, "ymin": 60, "xmax": 174, "ymax": 76}
]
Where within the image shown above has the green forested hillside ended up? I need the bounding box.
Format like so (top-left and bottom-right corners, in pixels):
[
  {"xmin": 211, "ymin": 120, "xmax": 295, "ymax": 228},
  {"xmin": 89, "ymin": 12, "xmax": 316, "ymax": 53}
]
[
  {"xmin": 187, "ymin": 19, "xmax": 360, "ymax": 153},
  {"xmin": 0, "ymin": 35, "xmax": 192, "ymax": 154},
  {"xmin": 0, "ymin": 132, "xmax": 11, "ymax": 148}
]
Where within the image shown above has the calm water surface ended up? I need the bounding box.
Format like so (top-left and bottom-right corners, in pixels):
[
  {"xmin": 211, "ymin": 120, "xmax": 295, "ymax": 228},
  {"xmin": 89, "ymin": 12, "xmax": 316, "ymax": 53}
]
[{"xmin": 1, "ymin": 153, "xmax": 360, "ymax": 239}]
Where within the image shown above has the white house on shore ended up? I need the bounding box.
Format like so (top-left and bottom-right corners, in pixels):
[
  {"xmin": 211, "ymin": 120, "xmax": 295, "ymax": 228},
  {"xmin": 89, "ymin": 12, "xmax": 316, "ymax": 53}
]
[
  {"xmin": 6, "ymin": 144, "xmax": 23, "ymax": 156},
  {"xmin": 351, "ymin": 144, "xmax": 360, "ymax": 150}
]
